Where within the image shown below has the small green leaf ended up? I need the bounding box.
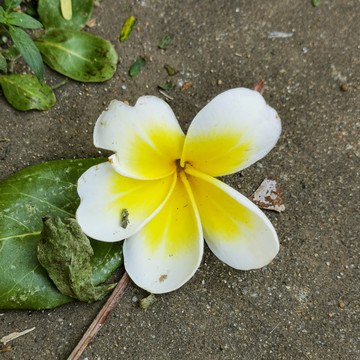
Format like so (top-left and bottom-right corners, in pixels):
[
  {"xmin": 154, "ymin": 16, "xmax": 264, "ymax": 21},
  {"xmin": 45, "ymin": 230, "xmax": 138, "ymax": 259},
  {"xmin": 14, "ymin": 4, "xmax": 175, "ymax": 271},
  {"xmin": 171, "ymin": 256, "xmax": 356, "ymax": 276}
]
[
  {"xmin": 0, "ymin": 158, "xmax": 123, "ymax": 309},
  {"xmin": 0, "ymin": 52, "xmax": 7, "ymax": 72},
  {"xmin": 129, "ymin": 57, "xmax": 146, "ymax": 77},
  {"xmin": 0, "ymin": 74, "xmax": 55, "ymax": 110},
  {"xmin": 158, "ymin": 35, "xmax": 170, "ymax": 49},
  {"xmin": 311, "ymin": 0, "xmax": 320, "ymax": 6},
  {"xmin": 38, "ymin": 216, "xmax": 116, "ymax": 302},
  {"xmin": 4, "ymin": 0, "xmax": 22, "ymax": 12},
  {"xmin": 164, "ymin": 64, "xmax": 177, "ymax": 76},
  {"xmin": 38, "ymin": 0, "xmax": 93, "ymax": 30},
  {"xmin": 35, "ymin": 28, "xmax": 118, "ymax": 82},
  {"xmin": 2, "ymin": 45, "xmax": 20, "ymax": 60},
  {"xmin": 158, "ymin": 80, "xmax": 173, "ymax": 90},
  {"xmin": 6, "ymin": 12, "xmax": 43, "ymax": 29},
  {"xmin": 119, "ymin": 15, "xmax": 136, "ymax": 42},
  {"xmin": 8, "ymin": 25, "xmax": 44, "ymax": 80}
]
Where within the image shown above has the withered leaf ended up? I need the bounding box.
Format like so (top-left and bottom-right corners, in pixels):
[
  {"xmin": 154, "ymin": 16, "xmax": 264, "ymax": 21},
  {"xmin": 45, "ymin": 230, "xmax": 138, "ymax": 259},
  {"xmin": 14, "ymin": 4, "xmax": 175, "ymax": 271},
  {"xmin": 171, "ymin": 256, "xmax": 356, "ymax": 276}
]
[
  {"xmin": 37, "ymin": 216, "xmax": 116, "ymax": 303},
  {"xmin": 249, "ymin": 178, "xmax": 285, "ymax": 213}
]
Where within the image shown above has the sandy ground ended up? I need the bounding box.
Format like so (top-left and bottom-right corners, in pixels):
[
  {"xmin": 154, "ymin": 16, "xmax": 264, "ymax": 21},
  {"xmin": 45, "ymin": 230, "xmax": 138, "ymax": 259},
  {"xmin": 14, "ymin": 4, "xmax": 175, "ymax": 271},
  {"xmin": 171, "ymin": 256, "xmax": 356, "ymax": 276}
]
[{"xmin": 0, "ymin": 1, "xmax": 359, "ymax": 359}]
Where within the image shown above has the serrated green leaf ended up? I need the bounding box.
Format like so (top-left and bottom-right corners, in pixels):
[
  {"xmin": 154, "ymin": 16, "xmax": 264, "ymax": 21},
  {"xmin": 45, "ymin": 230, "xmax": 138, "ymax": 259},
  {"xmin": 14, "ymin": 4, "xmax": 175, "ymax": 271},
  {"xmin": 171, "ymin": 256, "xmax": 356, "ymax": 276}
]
[
  {"xmin": 38, "ymin": 217, "xmax": 116, "ymax": 302},
  {"xmin": 35, "ymin": 29, "xmax": 118, "ymax": 82},
  {"xmin": 6, "ymin": 12, "xmax": 43, "ymax": 29},
  {"xmin": 119, "ymin": 15, "xmax": 136, "ymax": 42},
  {"xmin": 8, "ymin": 25, "xmax": 44, "ymax": 80},
  {"xmin": 0, "ymin": 52, "xmax": 7, "ymax": 72},
  {"xmin": 0, "ymin": 74, "xmax": 55, "ymax": 110},
  {"xmin": 0, "ymin": 158, "xmax": 123, "ymax": 310},
  {"xmin": 38, "ymin": 0, "xmax": 93, "ymax": 30},
  {"xmin": 158, "ymin": 35, "xmax": 170, "ymax": 49},
  {"xmin": 4, "ymin": 0, "xmax": 22, "ymax": 12},
  {"xmin": 129, "ymin": 57, "xmax": 146, "ymax": 77}
]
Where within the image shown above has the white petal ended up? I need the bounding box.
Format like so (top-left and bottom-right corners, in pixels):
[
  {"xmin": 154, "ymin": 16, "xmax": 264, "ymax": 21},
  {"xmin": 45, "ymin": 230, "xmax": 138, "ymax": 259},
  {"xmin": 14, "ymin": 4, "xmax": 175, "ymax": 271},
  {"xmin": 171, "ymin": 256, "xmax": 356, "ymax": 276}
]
[
  {"xmin": 123, "ymin": 172, "xmax": 203, "ymax": 293},
  {"xmin": 186, "ymin": 166, "xmax": 279, "ymax": 270},
  {"xmin": 181, "ymin": 88, "xmax": 281, "ymax": 176},
  {"xmin": 76, "ymin": 162, "xmax": 176, "ymax": 242},
  {"xmin": 94, "ymin": 96, "xmax": 185, "ymax": 179}
]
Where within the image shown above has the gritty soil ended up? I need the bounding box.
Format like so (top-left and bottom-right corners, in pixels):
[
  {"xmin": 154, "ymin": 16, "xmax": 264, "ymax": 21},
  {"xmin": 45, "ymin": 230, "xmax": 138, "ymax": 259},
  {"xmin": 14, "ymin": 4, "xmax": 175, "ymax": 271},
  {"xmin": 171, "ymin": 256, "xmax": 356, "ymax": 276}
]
[{"xmin": 0, "ymin": 1, "xmax": 359, "ymax": 359}]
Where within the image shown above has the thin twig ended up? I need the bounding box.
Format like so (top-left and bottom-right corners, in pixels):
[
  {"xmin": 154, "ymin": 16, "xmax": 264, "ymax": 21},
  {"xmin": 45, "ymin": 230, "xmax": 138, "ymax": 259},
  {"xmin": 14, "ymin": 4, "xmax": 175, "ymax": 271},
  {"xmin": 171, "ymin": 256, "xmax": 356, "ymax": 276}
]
[{"xmin": 67, "ymin": 271, "xmax": 131, "ymax": 360}]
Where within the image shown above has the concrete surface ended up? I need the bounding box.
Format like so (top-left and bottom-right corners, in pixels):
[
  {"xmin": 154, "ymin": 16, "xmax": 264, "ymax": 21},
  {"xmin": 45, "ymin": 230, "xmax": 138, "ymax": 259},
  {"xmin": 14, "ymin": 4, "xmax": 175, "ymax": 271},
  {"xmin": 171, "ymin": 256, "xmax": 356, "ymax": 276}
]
[{"xmin": 0, "ymin": 0, "xmax": 359, "ymax": 359}]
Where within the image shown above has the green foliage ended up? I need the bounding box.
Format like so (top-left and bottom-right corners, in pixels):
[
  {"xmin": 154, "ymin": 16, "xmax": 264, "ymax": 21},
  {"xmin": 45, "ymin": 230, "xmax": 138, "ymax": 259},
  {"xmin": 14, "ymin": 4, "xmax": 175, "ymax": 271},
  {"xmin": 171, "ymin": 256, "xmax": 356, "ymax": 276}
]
[
  {"xmin": 4, "ymin": 0, "xmax": 22, "ymax": 12},
  {"xmin": 5, "ymin": 12, "xmax": 43, "ymax": 29},
  {"xmin": 8, "ymin": 25, "xmax": 44, "ymax": 80},
  {"xmin": 0, "ymin": 158, "xmax": 123, "ymax": 310},
  {"xmin": 129, "ymin": 57, "xmax": 146, "ymax": 77},
  {"xmin": 38, "ymin": 0, "xmax": 93, "ymax": 30},
  {"xmin": 159, "ymin": 35, "xmax": 170, "ymax": 49},
  {"xmin": 0, "ymin": 53, "xmax": 6, "ymax": 72},
  {"xmin": 0, "ymin": 74, "xmax": 55, "ymax": 110},
  {"xmin": 35, "ymin": 29, "xmax": 118, "ymax": 82}
]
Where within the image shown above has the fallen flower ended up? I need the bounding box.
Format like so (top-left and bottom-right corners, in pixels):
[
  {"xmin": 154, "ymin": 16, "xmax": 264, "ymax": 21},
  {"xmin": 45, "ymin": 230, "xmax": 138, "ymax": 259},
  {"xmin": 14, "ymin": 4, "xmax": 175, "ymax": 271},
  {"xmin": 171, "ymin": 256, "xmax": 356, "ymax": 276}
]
[{"xmin": 77, "ymin": 88, "xmax": 281, "ymax": 293}]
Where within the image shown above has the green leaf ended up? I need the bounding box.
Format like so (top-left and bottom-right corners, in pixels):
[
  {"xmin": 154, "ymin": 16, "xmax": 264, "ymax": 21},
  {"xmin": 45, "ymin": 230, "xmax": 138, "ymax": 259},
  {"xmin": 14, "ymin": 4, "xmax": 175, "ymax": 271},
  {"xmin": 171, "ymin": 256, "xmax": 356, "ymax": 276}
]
[
  {"xmin": 35, "ymin": 29, "xmax": 118, "ymax": 82},
  {"xmin": 38, "ymin": 0, "xmax": 93, "ymax": 30},
  {"xmin": 0, "ymin": 74, "xmax": 55, "ymax": 110},
  {"xmin": 158, "ymin": 35, "xmax": 170, "ymax": 49},
  {"xmin": 0, "ymin": 52, "xmax": 7, "ymax": 72},
  {"xmin": 312, "ymin": 0, "xmax": 320, "ymax": 6},
  {"xmin": 8, "ymin": 25, "xmax": 44, "ymax": 80},
  {"xmin": 0, "ymin": 7, "xmax": 6, "ymax": 23},
  {"xmin": 0, "ymin": 158, "xmax": 123, "ymax": 310},
  {"xmin": 164, "ymin": 64, "xmax": 177, "ymax": 76},
  {"xmin": 2, "ymin": 45, "xmax": 20, "ymax": 60},
  {"xmin": 4, "ymin": 0, "xmax": 22, "ymax": 12},
  {"xmin": 6, "ymin": 12, "xmax": 43, "ymax": 29},
  {"xmin": 38, "ymin": 217, "xmax": 116, "ymax": 302},
  {"xmin": 119, "ymin": 15, "xmax": 136, "ymax": 42},
  {"xmin": 158, "ymin": 80, "xmax": 173, "ymax": 90},
  {"xmin": 129, "ymin": 57, "xmax": 146, "ymax": 77}
]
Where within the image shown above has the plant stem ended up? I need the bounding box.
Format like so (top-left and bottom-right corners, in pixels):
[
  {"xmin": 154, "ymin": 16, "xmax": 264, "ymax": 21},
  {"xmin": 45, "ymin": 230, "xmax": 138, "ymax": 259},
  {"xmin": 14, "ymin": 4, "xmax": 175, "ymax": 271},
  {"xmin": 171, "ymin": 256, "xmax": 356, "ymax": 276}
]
[{"xmin": 66, "ymin": 271, "xmax": 131, "ymax": 360}]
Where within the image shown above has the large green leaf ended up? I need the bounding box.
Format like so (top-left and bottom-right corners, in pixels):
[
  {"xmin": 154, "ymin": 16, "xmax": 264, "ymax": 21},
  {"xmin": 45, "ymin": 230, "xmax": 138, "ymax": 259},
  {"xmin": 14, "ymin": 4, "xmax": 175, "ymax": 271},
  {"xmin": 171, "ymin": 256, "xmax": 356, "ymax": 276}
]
[
  {"xmin": 38, "ymin": 0, "xmax": 93, "ymax": 30},
  {"xmin": 35, "ymin": 29, "xmax": 118, "ymax": 82},
  {"xmin": 0, "ymin": 74, "xmax": 55, "ymax": 111},
  {"xmin": 0, "ymin": 158, "xmax": 123, "ymax": 310}
]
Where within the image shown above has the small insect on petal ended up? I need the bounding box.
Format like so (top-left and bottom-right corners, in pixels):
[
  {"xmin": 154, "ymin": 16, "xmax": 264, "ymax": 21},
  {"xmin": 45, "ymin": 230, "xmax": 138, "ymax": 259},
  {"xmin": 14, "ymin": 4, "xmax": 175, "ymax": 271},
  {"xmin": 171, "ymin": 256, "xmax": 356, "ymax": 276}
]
[{"xmin": 120, "ymin": 208, "xmax": 130, "ymax": 229}]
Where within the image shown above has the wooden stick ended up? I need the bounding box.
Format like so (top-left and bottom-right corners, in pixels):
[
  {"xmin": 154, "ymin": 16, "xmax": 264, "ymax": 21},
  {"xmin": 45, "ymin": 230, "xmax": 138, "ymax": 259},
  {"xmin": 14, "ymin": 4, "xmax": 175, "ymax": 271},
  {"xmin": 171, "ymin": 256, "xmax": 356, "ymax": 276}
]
[{"xmin": 67, "ymin": 272, "xmax": 131, "ymax": 360}]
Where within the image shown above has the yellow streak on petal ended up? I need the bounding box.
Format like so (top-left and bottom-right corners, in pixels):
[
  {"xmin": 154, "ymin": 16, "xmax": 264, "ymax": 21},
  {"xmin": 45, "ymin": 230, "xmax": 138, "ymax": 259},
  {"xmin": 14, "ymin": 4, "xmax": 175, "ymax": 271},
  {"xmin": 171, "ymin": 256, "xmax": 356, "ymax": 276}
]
[
  {"xmin": 186, "ymin": 166, "xmax": 254, "ymax": 242},
  {"xmin": 107, "ymin": 170, "xmax": 176, "ymax": 225},
  {"xmin": 181, "ymin": 128, "xmax": 253, "ymax": 176},
  {"xmin": 142, "ymin": 171, "xmax": 200, "ymax": 257}
]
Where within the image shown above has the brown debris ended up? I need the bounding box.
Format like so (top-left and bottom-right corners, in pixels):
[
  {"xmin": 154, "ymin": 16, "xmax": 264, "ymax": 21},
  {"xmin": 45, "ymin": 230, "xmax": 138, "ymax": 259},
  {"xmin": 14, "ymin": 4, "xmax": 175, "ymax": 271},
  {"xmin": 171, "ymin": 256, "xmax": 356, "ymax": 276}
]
[
  {"xmin": 181, "ymin": 82, "xmax": 193, "ymax": 91},
  {"xmin": 249, "ymin": 178, "xmax": 285, "ymax": 212},
  {"xmin": 252, "ymin": 78, "xmax": 265, "ymax": 95}
]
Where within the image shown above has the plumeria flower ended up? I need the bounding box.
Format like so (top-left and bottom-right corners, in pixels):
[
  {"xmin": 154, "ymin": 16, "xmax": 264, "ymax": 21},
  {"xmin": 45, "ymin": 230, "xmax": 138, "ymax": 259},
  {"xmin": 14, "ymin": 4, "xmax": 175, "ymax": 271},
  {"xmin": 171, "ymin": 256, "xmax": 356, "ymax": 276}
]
[{"xmin": 77, "ymin": 88, "xmax": 281, "ymax": 293}]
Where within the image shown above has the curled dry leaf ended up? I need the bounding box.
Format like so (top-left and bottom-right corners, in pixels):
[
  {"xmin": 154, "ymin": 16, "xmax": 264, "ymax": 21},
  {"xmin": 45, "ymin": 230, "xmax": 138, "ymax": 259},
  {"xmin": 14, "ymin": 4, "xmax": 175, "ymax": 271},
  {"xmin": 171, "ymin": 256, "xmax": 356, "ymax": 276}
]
[
  {"xmin": 252, "ymin": 78, "xmax": 265, "ymax": 95},
  {"xmin": 249, "ymin": 178, "xmax": 285, "ymax": 213}
]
